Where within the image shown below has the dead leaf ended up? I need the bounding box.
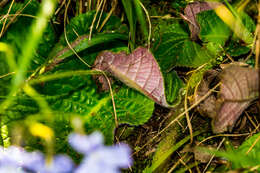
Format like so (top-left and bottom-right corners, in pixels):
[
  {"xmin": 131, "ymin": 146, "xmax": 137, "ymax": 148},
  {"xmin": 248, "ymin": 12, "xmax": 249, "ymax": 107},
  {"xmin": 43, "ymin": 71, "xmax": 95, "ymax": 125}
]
[
  {"xmin": 93, "ymin": 47, "xmax": 170, "ymax": 107},
  {"xmin": 213, "ymin": 65, "xmax": 259, "ymax": 133},
  {"xmin": 196, "ymin": 65, "xmax": 259, "ymax": 133},
  {"xmin": 181, "ymin": 1, "xmax": 221, "ymax": 40},
  {"xmin": 195, "ymin": 69, "xmax": 220, "ymax": 118}
]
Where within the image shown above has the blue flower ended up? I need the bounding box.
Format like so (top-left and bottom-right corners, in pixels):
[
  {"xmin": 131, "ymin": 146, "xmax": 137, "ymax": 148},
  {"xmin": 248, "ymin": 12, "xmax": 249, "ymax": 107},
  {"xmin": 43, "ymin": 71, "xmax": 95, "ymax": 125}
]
[
  {"xmin": 0, "ymin": 132, "xmax": 132, "ymax": 173},
  {"xmin": 0, "ymin": 165, "xmax": 26, "ymax": 173},
  {"xmin": 69, "ymin": 132, "xmax": 132, "ymax": 173},
  {"xmin": 0, "ymin": 146, "xmax": 33, "ymax": 168},
  {"xmin": 0, "ymin": 146, "xmax": 39, "ymax": 173},
  {"xmin": 68, "ymin": 132, "xmax": 104, "ymax": 154},
  {"xmin": 0, "ymin": 146, "xmax": 74, "ymax": 173},
  {"xmin": 24, "ymin": 154, "xmax": 74, "ymax": 173}
]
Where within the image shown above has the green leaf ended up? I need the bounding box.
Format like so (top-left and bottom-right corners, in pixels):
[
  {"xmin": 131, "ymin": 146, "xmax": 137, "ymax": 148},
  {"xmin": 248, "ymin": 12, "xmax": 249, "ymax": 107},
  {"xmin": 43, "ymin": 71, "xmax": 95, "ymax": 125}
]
[
  {"xmin": 49, "ymin": 33, "xmax": 128, "ymax": 64},
  {"xmin": 225, "ymin": 40, "xmax": 251, "ymax": 57},
  {"xmin": 164, "ymin": 71, "xmax": 183, "ymax": 106},
  {"xmin": 0, "ymin": 0, "xmax": 57, "ymax": 72},
  {"xmin": 197, "ymin": 10, "xmax": 231, "ymax": 46},
  {"xmin": 152, "ymin": 21, "xmax": 213, "ymax": 71},
  {"xmin": 224, "ymin": 12, "xmax": 256, "ymax": 57},
  {"xmin": 235, "ymin": 133, "xmax": 260, "ymax": 169},
  {"xmin": 122, "ymin": 0, "xmax": 136, "ymax": 49},
  {"xmin": 58, "ymin": 11, "xmax": 125, "ymax": 45},
  {"xmin": 133, "ymin": 0, "xmax": 148, "ymax": 38},
  {"xmin": 37, "ymin": 57, "xmax": 154, "ymax": 143},
  {"xmin": 45, "ymin": 11, "xmax": 128, "ymax": 67},
  {"xmin": 204, "ymin": 133, "xmax": 260, "ymax": 171}
]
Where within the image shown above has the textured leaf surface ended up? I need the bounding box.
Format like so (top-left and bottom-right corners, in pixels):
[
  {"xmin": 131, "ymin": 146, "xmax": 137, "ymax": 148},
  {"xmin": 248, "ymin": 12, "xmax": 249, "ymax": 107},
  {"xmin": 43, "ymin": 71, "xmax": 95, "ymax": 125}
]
[
  {"xmin": 181, "ymin": 1, "xmax": 220, "ymax": 40},
  {"xmin": 93, "ymin": 47, "xmax": 182, "ymax": 107},
  {"xmin": 196, "ymin": 65, "xmax": 259, "ymax": 133},
  {"xmin": 38, "ymin": 58, "xmax": 154, "ymax": 143},
  {"xmin": 235, "ymin": 133, "xmax": 260, "ymax": 169},
  {"xmin": 197, "ymin": 10, "xmax": 231, "ymax": 46},
  {"xmin": 44, "ymin": 11, "xmax": 128, "ymax": 71},
  {"xmin": 49, "ymin": 33, "xmax": 128, "ymax": 64},
  {"xmin": 213, "ymin": 65, "xmax": 259, "ymax": 133},
  {"xmin": 153, "ymin": 21, "xmax": 213, "ymax": 71},
  {"xmin": 153, "ymin": 7, "xmax": 234, "ymax": 72}
]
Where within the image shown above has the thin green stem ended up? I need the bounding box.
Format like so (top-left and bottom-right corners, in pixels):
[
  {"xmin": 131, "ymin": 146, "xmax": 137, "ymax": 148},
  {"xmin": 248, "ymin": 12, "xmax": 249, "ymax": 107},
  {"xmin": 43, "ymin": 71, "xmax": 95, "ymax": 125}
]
[{"xmin": 29, "ymin": 70, "xmax": 103, "ymax": 85}]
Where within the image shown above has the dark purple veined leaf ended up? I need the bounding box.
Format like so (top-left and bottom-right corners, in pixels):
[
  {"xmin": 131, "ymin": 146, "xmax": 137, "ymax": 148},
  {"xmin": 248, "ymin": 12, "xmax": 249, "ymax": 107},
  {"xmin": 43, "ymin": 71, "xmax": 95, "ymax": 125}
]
[
  {"xmin": 196, "ymin": 65, "xmax": 259, "ymax": 133},
  {"xmin": 181, "ymin": 1, "xmax": 221, "ymax": 40},
  {"xmin": 213, "ymin": 65, "xmax": 259, "ymax": 133},
  {"xmin": 93, "ymin": 47, "xmax": 170, "ymax": 107}
]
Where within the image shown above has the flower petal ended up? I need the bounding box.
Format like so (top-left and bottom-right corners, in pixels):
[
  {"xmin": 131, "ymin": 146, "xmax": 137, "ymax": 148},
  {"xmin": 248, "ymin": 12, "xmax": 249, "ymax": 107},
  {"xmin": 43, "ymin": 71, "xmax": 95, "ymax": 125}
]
[{"xmin": 68, "ymin": 132, "xmax": 103, "ymax": 154}]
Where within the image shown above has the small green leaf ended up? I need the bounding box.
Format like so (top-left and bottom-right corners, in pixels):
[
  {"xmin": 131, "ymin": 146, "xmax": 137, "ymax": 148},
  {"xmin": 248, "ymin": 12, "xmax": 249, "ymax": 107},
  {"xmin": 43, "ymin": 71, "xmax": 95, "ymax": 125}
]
[{"xmin": 164, "ymin": 71, "xmax": 183, "ymax": 106}]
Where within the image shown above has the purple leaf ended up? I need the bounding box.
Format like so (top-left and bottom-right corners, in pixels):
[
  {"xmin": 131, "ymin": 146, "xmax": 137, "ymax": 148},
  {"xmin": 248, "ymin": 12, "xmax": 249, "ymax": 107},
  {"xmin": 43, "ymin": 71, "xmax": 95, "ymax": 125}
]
[
  {"xmin": 195, "ymin": 65, "xmax": 259, "ymax": 133},
  {"xmin": 213, "ymin": 65, "xmax": 259, "ymax": 133},
  {"xmin": 93, "ymin": 47, "xmax": 170, "ymax": 107},
  {"xmin": 181, "ymin": 1, "xmax": 221, "ymax": 40}
]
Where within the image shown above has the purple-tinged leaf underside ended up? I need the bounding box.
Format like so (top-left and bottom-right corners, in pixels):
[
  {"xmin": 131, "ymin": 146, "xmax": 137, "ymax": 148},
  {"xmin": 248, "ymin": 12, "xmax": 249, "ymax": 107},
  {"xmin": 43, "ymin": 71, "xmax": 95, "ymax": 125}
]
[
  {"xmin": 93, "ymin": 47, "xmax": 171, "ymax": 107},
  {"xmin": 181, "ymin": 1, "xmax": 221, "ymax": 40},
  {"xmin": 213, "ymin": 65, "xmax": 259, "ymax": 133},
  {"xmin": 196, "ymin": 65, "xmax": 259, "ymax": 133}
]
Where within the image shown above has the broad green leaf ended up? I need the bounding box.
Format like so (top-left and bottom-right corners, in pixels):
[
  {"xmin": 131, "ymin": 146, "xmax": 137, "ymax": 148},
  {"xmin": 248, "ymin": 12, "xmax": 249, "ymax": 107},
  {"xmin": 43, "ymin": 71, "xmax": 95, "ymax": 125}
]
[
  {"xmin": 49, "ymin": 33, "xmax": 128, "ymax": 64},
  {"xmin": 152, "ymin": 21, "xmax": 213, "ymax": 71},
  {"xmin": 58, "ymin": 11, "xmax": 126, "ymax": 45},
  {"xmin": 164, "ymin": 71, "xmax": 183, "ymax": 106},
  {"xmin": 225, "ymin": 40, "xmax": 251, "ymax": 57},
  {"xmin": 236, "ymin": 133, "xmax": 260, "ymax": 168},
  {"xmin": 197, "ymin": 10, "xmax": 231, "ymax": 46},
  {"xmin": 36, "ymin": 57, "xmax": 154, "ymax": 143},
  {"xmin": 44, "ymin": 11, "xmax": 128, "ymax": 69}
]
